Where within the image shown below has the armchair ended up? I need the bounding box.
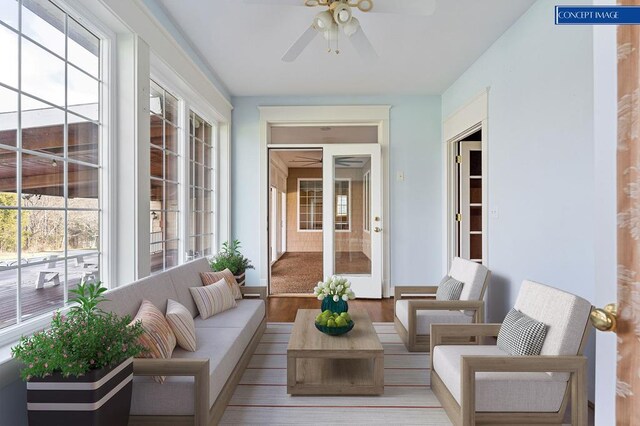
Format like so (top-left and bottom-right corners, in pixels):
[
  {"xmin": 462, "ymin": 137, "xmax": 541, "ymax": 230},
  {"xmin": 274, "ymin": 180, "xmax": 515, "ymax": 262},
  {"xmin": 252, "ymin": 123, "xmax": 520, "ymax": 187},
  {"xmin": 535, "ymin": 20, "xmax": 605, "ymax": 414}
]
[
  {"xmin": 430, "ymin": 280, "xmax": 591, "ymax": 425},
  {"xmin": 394, "ymin": 257, "xmax": 490, "ymax": 351}
]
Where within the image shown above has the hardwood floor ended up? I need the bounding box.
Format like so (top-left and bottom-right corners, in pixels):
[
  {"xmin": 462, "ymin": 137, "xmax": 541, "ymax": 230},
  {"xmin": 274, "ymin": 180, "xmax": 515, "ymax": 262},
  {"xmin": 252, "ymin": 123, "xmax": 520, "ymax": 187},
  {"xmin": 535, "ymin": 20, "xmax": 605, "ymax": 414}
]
[{"xmin": 266, "ymin": 296, "xmax": 394, "ymax": 322}]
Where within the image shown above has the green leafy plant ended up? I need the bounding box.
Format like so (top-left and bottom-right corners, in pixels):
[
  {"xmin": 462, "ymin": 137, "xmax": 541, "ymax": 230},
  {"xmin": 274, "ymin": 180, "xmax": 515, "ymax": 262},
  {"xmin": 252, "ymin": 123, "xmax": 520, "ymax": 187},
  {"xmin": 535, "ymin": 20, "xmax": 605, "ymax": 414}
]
[
  {"xmin": 11, "ymin": 281, "xmax": 145, "ymax": 380},
  {"xmin": 209, "ymin": 239, "xmax": 254, "ymax": 275}
]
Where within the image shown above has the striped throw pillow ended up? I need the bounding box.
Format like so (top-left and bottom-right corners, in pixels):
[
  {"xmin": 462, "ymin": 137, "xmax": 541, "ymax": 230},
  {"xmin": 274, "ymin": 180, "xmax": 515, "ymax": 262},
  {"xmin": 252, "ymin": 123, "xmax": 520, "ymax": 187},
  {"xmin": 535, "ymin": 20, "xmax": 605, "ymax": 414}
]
[
  {"xmin": 200, "ymin": 269, "xmax": 243, "ymax": 300},
  {"xmin": 130, "ymin": 300, "xmax": 177, "ymax": 383},
  {"xmin": 190, "ymin": 278, "xmax": 237, "ymax": 319},
  {"xmin": 436, "ymin": 276, "xmax": 464, "ymax": 300},
  {"xmin": 497, "ymin": 309, "xmax": 548, "ymax": 356},
  {"xmin": 165, "ymin": 299, "xmax": 197, "ymax": 352}
]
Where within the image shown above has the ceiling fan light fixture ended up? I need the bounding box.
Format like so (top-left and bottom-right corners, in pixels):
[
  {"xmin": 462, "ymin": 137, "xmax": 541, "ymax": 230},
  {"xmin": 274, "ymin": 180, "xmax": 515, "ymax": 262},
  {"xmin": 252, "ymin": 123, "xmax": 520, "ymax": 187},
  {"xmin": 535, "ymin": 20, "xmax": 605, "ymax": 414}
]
[
  {"xmin": 343, "ymin": 16, "xmax": 360, "ymax": 37},
  {"xmin": 356, "ymin": 0, "xmax": 373, "ymax": 12},
  {"xmin": 313, "ymin": 10, "xmax": 333, "ymax": 31},
  {"xmin": 332, "ymin": 3, "xmax": 352, "ymax": 25}
]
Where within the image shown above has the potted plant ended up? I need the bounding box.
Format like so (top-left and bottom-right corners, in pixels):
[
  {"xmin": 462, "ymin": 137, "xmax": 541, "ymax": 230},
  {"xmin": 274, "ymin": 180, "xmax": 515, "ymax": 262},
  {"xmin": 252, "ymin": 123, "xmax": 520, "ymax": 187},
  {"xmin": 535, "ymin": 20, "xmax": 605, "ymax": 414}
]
[
  {"xmin": 12, "ymin": 281, "xmax": 145, "ymax": 426},
  {"xmin": 209, "ymin": 239, "xmax": 254, "ymax": 285}
]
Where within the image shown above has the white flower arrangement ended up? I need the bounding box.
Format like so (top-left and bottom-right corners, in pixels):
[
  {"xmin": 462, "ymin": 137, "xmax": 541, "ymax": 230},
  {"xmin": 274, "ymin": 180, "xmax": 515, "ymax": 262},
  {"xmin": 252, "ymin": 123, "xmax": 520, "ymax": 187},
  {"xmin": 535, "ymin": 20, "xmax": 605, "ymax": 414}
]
[{"xmin": 313, "ymin": 276, "xmax": 355, "ymax": 302}]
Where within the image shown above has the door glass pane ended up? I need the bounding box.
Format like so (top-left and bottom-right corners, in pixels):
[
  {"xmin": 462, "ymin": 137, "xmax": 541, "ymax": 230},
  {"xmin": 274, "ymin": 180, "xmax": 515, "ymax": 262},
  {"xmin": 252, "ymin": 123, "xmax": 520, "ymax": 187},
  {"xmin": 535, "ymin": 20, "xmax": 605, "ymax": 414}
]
[{"xmin": 334, "ymin": 155, "xmax": 371, "ymax": 276}]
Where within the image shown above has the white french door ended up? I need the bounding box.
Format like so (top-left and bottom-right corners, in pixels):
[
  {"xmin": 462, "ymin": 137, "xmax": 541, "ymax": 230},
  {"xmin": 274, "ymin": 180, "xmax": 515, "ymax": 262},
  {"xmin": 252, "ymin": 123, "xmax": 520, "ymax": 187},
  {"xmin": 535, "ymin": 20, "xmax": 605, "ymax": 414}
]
[{"xmin": 322, "ymin": 144, "xmax": 382, "ymax": 298}]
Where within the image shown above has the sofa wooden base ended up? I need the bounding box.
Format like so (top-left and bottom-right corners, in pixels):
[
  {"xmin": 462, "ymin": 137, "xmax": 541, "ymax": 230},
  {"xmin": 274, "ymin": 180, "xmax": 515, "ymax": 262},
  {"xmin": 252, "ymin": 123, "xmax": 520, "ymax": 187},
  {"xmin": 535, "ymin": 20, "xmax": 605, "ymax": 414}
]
[{"xmin": 129, "ymin": 318, "xmax": 267, "ymax": 426}]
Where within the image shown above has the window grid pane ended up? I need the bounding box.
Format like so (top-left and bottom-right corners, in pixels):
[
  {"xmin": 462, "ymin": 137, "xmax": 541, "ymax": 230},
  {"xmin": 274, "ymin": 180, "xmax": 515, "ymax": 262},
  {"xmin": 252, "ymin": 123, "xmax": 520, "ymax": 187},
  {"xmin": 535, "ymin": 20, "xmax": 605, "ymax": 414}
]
[
  {"xmin": 187, "ymin": 112, "xmax": 214, "ymax": 260},
  {"xmin": 298, "ymin": 180, "xmax": 350, "ymax": 231},
  {"xmin": 0, "ymin": 1, "xmax": 102, "ymax": 331},
  {"xmin": 149, "ymin": 80, "xmax": 181, "ymax": 274}
]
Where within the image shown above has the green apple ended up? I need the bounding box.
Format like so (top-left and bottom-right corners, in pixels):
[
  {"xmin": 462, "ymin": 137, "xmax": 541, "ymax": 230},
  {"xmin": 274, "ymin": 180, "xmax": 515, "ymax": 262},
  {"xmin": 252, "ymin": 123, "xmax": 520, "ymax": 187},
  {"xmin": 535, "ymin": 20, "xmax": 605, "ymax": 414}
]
[
  {"xmin": 327, "ymin": 319, "xmax": 336, "ymax": 328},
  {"xmin": 322, "ymin": 310, "xmax": 332, "ymax": 317},
  {"xmin": 318, "ymin": 317, "xmax": 328, "ymax": 326},
  {"xmin": 339, "ymin": 312, "xmax": 351, "ymax": 322},
  {"xmin": 335, "ymin": 317, "xmax": 347, "ymax": 327},
  {"xmin": 315, "ymin": 314, "xmax": 324, "ymax": 323}
]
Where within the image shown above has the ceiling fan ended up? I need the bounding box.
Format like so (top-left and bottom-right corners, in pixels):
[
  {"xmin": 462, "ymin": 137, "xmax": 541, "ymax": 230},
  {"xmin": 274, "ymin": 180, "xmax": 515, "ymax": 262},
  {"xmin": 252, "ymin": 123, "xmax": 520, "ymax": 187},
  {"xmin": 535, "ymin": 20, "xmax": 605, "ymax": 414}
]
[
  {"xmin": 290, "ymin": 155, "xmax": 363, "ymax": 167},
  {"xmin": 244, "ymin": 0, "xmax": 437, "ymax": 62}
]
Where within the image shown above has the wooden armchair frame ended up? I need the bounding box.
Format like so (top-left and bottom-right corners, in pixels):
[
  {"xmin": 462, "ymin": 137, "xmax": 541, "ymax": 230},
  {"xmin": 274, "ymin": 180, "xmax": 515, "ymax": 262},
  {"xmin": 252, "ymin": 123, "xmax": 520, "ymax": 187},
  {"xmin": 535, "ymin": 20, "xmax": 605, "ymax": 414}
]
[
  {"xmin": 429, "ymin": 323, "xmax": 590, "ymax": 426},
  {"xmin": 393, "ymin": 271, "xmax": 490, "ymax": 352},
  {"xmin": 129, "ymin": 286, "xmax": 267, "ymax": 426}
]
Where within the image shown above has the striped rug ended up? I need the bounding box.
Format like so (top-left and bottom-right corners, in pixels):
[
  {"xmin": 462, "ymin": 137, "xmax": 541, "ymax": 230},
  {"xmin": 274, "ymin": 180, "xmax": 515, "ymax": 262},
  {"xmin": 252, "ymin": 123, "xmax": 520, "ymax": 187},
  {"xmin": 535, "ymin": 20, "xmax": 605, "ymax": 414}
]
[{"xmin": 220, "ymin": 322, "xmax": 452, "ymax": 425}]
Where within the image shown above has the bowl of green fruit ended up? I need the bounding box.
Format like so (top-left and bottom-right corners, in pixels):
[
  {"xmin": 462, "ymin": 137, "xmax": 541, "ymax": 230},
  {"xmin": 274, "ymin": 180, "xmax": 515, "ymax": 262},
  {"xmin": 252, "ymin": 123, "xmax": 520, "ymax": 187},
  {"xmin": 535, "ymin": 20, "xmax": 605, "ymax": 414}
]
[{"xmin": 314, "ymin": 310, "xmax": 354, "ymax": 336}]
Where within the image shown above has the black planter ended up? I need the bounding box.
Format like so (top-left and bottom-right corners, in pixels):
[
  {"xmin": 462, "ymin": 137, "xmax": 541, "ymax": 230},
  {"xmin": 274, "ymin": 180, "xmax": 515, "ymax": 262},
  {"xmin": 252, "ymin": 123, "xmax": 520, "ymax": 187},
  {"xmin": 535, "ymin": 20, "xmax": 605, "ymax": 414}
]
[{"xmin": 27, "ymin": 357, "xmax": 133, "ymax": 426}]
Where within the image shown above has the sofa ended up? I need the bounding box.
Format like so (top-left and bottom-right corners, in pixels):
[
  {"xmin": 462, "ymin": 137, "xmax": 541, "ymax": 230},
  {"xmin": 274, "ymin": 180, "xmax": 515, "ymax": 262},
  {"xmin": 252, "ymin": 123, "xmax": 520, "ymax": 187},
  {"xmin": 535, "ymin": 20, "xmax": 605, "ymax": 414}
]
[{"xmin": 99, "ymin": 258, "xmax": 267, "ymax": 426}]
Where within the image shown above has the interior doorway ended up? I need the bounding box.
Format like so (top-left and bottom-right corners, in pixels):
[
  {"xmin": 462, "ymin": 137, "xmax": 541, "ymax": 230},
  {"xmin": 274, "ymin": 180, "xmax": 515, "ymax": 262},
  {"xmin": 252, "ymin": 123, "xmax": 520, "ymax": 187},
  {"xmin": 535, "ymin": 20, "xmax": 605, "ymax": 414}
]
[
  {"xmin": 268, "ymin": 143, "xmax": 382, "ymax": 297},
  {"xmin": 447, "ymin": 126, "xmax": 486, "ymax": 266}
]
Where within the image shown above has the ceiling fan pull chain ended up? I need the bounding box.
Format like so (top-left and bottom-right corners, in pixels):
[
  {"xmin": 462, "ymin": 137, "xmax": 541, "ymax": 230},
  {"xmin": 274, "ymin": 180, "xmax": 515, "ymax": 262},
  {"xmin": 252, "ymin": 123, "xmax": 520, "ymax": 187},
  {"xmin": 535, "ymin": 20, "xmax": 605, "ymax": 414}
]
[{"xmin": 336, "ymin": 28, "xmax": 340, "ymax": 54}]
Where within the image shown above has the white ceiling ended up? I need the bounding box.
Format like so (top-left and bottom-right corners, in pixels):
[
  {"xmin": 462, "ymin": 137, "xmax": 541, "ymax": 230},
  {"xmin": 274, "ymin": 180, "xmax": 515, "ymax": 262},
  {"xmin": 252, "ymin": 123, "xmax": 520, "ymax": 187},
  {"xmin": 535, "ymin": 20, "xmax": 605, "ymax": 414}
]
[{"xmin": 152, "ymin": 0, "xmax": 536, "ymax": 96}]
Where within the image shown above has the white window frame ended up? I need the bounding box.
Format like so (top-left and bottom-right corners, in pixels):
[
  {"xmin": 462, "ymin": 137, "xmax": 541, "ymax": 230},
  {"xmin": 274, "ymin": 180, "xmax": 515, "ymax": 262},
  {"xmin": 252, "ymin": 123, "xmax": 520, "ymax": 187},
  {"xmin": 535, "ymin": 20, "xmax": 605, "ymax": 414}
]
[
  {"xmin": 150, "ymin": 55, "xmax": 220, "ymax": 266},
  {"xmin": 296, "ymin": 177, "xmax": 351, "ymax": 233},
  {"xmin": 363, "ymin": 170, "xmax": 370, "ymax": 234},
  {"xmin": 0, "ymin": 0, "xmax": 115, "ymax": 347}
]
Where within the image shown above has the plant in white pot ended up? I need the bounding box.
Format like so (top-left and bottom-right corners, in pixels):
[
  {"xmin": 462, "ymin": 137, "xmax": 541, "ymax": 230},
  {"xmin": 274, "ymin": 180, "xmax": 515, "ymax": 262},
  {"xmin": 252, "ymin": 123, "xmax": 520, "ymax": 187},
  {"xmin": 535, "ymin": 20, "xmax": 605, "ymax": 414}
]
[
  {"xmin": 12, "ymin": 281, "xmax": 145, "ymax": 426},
  {"xmin": 209, "ymin": 239, "xmax": 254, "ymax": 285}
]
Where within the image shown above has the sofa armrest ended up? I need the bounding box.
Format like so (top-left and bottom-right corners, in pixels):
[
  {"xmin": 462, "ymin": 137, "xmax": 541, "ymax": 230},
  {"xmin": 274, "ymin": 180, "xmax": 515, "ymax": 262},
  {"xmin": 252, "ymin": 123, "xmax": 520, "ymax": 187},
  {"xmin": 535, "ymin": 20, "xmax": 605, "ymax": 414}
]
[
  {"xmin": 394, "ymin": 285, "xmax": 438, "ymax": 300},
  {"xmin": 430, "ymin": 323, "xmax": 501, "ymax": 355},
  {"xmin": 133, "ymin": 358, "xmax": 209, "ymax": 426},
  {"xmin": 458, "ymin": 355, "xmax": 587, "ymax": 426},
  {"xmin": 241, "ymin": 286, "xmax": 267, "ymax": 300}
]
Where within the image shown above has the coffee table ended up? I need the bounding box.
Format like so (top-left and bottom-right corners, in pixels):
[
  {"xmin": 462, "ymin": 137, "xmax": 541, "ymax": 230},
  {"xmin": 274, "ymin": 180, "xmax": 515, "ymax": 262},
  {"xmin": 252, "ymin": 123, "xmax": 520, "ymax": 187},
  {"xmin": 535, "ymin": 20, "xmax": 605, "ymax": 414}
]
[{"xmin": 287, "ymin": 309, "xmax": 384, "ymax": 395}]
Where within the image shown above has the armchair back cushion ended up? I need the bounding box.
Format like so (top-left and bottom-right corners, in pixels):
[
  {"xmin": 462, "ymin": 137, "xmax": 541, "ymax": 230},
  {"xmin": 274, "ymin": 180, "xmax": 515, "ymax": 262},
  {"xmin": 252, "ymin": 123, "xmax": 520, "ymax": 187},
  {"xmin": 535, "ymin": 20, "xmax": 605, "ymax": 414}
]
[
  {"xmin": 513, "ymin": 280, "xmax": 591, "ymax": 379},
  {"xmin": 449, "ymin": 257, "xmax": 489, "ymax": 315}
]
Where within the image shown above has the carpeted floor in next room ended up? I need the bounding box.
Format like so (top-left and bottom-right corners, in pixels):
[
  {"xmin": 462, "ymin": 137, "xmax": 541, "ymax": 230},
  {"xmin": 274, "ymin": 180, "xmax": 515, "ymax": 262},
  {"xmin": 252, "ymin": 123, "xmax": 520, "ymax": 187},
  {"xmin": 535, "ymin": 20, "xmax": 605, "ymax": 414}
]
[{"xmin": 270, "ymin": 252, "xmax": 372, "ymax": 294}]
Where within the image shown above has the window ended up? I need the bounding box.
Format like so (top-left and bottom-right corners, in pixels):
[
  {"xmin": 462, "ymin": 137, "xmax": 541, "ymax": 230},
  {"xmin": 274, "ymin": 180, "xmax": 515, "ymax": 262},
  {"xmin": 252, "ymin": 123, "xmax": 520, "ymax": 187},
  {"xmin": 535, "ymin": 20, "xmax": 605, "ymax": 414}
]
[
  {"xmin": 149, "ymin": 80, "xmax": 180, "ymax": 274},
  {"xmin": 363, "ymin": 170, "xmax": 370, "ymax": 232},
  {"xmin": 0, "ymin": 0, "xmax": 101, "ymax": 330},
  {"xmin": 298, "ymin": 179, "xmax": 323, "ymax": 231},
  {"xmin": 298, "ymin": 179, "xmax": 350, "ymax": 231},
  {"xmin": 188, "ymin": 111, "xmax": 214, "ymax": 259}
]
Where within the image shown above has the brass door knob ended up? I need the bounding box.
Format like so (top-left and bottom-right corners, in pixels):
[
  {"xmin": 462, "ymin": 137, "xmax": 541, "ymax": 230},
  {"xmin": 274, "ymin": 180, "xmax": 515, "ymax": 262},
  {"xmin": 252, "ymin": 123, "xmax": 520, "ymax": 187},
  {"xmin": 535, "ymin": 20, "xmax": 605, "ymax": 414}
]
[
  {"xmin": 589, "ymin": 303, "xmax": 617, "ymax": 332},
  {"xmin": 374, "ymin": 227, "xmax": 382, "ymax": 233}
]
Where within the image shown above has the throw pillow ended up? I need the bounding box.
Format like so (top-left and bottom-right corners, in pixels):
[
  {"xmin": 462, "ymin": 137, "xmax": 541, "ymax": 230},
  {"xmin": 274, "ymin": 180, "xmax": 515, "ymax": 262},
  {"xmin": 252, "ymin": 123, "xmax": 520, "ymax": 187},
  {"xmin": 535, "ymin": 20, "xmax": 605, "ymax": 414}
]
[
  {"xmin": 165, "ymin": 299, "xmax": 197, "ymax": 352},
  {"xmin": 190, "ymin": 278, "xmax": 237, "ymax": 320},
  {"xmin": 200, "ymin": 269, "xmax": 243, "ymax": 300},
  {"xmin": 497, "ymin": 308, "xmax": 548, "ymax": 356},
  {"xmin": 436, "ymin": 276, "xmax": 464, "ymax": 300},
  {"xmin": 130, "ymin": 300, "xmax": 177, "ymax": 383}
]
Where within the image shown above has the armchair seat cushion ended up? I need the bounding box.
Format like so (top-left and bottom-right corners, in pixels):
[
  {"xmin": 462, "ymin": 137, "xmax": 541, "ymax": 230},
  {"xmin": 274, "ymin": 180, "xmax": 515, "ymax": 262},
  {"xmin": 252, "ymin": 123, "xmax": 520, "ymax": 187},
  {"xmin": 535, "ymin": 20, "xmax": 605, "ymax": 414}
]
[
  {"xmin": 433, "ymin": 345, "xmax": 567, "ymax": 413},
  {"xmin": 395, "ymin": 300, "xmax": 472, "ymax": 335}
]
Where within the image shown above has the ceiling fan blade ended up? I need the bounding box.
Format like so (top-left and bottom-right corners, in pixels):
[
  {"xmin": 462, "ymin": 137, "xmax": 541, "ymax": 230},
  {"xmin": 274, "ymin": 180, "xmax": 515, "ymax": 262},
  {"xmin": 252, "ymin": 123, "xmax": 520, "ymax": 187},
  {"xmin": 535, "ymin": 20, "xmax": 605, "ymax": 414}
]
[
  {"xmin": 348, "ymin": 25, "xmax": 378, "ymax": 63},
  {"xmin": 369, "ymin": 0, "xmax": 437, "ymax": 16},
  {"xmin": 282, "ymin": 25, "xmax": 318, "ymax": 62}
]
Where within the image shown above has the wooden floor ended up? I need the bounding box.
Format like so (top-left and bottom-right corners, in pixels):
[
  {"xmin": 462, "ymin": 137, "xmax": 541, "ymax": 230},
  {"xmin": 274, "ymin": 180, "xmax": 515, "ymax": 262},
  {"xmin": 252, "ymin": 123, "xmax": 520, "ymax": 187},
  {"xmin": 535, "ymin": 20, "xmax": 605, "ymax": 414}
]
[{"xmin": 266, "ymin": 296, "xmax": 394, "ymax": 322}]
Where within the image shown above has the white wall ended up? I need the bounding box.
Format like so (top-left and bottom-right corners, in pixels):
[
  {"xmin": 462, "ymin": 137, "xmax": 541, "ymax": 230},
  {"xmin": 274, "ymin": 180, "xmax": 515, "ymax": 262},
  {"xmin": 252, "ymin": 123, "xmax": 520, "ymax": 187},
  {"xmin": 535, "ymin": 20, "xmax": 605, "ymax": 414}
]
[
  {"xmin": 442, "ymin": 0, "xmax": 598, "ymax": 401},
  {"xmin": 231, "ymin": 96, "xmax": 442, "ymax": 287}
]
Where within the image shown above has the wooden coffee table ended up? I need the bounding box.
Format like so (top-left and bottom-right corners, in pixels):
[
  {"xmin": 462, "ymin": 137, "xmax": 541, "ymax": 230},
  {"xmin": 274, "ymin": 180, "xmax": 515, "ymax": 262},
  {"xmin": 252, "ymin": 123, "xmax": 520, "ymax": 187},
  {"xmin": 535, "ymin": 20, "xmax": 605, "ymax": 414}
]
[{"xmin": 287, "ymin": 309, "xmax": 384, "ymax": 395}]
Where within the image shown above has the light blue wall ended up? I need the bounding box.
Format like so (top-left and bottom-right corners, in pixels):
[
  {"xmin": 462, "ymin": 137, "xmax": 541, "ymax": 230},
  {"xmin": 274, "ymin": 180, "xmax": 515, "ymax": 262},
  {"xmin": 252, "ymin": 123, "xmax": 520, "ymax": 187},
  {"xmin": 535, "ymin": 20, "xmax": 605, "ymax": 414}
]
[
  {"xmin": 442, "ymin": 0, "xmax": 596, "ymax": 400},
  {"xmin": 231, "ymin": 96, "xmax": 443, "ymax": 287}
]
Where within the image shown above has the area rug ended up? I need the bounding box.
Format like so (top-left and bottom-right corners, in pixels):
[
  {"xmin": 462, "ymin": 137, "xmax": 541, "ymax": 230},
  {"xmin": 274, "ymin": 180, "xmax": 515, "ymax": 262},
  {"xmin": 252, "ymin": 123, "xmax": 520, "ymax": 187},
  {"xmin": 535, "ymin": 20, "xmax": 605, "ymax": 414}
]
[{"xmin": 220, "ymin": 322, "xmax": 451, "ymax": 425}]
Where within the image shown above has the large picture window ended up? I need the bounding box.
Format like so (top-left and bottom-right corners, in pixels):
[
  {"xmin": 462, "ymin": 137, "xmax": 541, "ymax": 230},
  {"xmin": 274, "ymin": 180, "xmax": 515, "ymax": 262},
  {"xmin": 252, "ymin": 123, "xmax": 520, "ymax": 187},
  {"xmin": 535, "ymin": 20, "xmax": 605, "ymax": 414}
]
[
  {"xmin": 188, "ymin": 111, "xmax": 214, "ymax": 259},
  {"xmin": 149, "ymin": 80, "xmax": 180, "ymax": 273},
  {"xmin": 298, "ymin": 179, "xmax": 350, "ymax": 231},
  {"xmin": 0, "ymin": 0, "xmax": 101, "ymax": 330}
]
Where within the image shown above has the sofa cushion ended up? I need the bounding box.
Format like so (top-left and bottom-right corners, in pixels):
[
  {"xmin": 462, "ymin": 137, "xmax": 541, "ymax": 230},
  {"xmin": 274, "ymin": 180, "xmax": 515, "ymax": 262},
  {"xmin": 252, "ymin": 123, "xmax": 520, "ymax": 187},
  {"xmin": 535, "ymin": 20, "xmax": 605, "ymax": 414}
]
[
  {"xmin": 168, "ymin": 258, "xmax": 213, "ymax": 318},
  {"xmin": 436, "ymin": 276, "xmax": 464, "ymax": 301},
  {"xmin": 194, "ymin": 299, "xmax": 265, "ymax": 335},
  {"xmin": 166, "ymin": 299, "xmax": 197, "ymax": 352},
  {"xmin": 190, "ymin": 278, "xmax": 237, "ymax": 319},
  {"xmin": 449, "ymin": 257, "xmax": 489, "ymax": 316},
  {"xmin": 131, "ymin": 300, "xmax": 177, "ymax": 384},
  {"xmin": 513, "ymin": 280, "xmax": 591, "ymax": 380},
  {"xmin": 201, "ymin": 269, "xmax": 243, "ymax": 300},
  {"xmin": 433, "ymin": 345, "xmax": 568, "ymax": 412},
  {"xmin": 497, "ymin": 309, "xmax": 548, "ymax": 356},
  {"xmin": 130, "ymin": 326, "xmax": 255, "ymax": 415},
  {"xmin": 100, "ymin": 273, "xmax": 178, "ymax": 319},
  {"xmin": 395, "ymin": 299, "xmax": 472, "ymax": 335}
]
